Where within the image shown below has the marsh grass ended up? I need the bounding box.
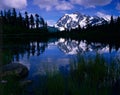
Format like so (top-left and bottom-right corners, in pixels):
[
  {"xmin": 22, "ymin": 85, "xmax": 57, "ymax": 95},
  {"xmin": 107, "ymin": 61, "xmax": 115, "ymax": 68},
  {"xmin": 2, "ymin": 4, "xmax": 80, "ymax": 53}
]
[
  {"xmin": 0, "ymin": 75, "xmax": 26, "ymax": 95},
  {"xmin": 35, "ymin": 54, "xmax": 120, "ymax": 95},
  {"xmin": 1, "ymin": 54, "xmax": 120, "ymax": 95},
  {"xmin": 1, "ymin": 50, "xmax": 12, "ymax": 66}
]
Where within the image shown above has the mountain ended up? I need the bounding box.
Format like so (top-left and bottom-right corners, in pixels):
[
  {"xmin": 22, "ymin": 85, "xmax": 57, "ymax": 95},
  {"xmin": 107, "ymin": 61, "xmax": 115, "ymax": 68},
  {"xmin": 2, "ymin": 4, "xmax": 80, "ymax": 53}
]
[{"xmin": 55, "ymin": 12, "xmax": 108, "ymax": 31}]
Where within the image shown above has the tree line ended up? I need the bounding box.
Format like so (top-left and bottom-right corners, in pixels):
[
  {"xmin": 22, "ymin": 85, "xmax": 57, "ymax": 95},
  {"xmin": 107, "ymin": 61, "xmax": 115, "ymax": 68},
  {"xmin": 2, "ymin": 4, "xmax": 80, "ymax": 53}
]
[
  {"xmin": 59, "ymin": 15, "xmax": 120, "ymax": 42},
  {"xmin": 83, "ymin": 16, "xmax": 120, "ymax": 33},
  {"xmin": 1, "ymin": 8, "xmax": 120, "ymax": 42},
  {"xmin": 0, "ymin": 8, "xmax": 48, "ymax": 35}
]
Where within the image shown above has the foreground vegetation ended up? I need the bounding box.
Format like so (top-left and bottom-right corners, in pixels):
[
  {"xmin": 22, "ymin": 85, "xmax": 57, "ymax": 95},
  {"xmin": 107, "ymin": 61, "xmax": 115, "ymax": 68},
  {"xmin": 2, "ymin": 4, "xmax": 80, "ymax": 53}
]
[
  {"xmin": 35, "ymin": 54, "xmax": 120, "ymax": 95},
  {"xmin": 1, "ymin": 53, "xmax": 120, "ymax": 95},
  {"xmin": 0, "ymin": 75, "xmax": 26, "ymax": 95}
]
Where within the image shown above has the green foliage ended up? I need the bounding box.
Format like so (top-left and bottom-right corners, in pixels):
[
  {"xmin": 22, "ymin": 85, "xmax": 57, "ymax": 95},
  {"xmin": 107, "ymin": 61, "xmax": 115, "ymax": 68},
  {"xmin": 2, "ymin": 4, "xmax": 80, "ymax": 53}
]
[
  {"xmin": 1, "ymin": 8, "xmax": 120, "ymax": 41},
  {"xmin": 0, "ymin": 8, "xmax": 48, "ymax": 37},
  {"xmin": 44, "ymin": 74, "xmax": 65, "ymax": 95},
  {"xmin": 0, "ymin": 50, "xmax": 12, "ymax": 66},
  {"xmin": 35, "ymin": 54, "xmax": 120, "ymax": 95},
  {"xmin": 0, "ymin": 75, "xmax": 26, "ymax": 95},
  {"xmin": 70, "ymin": 54, "xmax": 120, "ymax": 87},
  {"xmin": 30, "ymin": 14, "xmax": 34, "ymax": 29}
]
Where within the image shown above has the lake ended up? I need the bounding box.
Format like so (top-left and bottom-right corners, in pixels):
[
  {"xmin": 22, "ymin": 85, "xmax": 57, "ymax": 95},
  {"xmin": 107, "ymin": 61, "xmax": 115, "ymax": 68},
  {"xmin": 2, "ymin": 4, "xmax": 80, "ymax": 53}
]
[
  {"xmin": 7, "ymin": 38, "xmax": 118, "ymax": 72},
  {"xmin": 2, "ymin": 37, "xmax": 120, "ymax": 94}
]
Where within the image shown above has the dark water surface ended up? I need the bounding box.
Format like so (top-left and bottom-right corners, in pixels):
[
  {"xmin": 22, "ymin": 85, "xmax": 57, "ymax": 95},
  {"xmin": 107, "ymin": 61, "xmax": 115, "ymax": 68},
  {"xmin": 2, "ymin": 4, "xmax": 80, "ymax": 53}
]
[
  {"xmin": 12, "ymin": 38, "xmax": 120, "ymax": 72},
  {"xmin": 3, "ymin": 38, "xmax": 120, "ymax": 94}
]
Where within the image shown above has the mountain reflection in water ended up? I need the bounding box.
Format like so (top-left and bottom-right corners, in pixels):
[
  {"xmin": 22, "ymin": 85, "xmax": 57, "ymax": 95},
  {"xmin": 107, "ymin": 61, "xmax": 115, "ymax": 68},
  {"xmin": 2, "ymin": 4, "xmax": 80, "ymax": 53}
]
[{"xmin": 8, "ymin": 38, "xmax": 120, "ymax": 78}]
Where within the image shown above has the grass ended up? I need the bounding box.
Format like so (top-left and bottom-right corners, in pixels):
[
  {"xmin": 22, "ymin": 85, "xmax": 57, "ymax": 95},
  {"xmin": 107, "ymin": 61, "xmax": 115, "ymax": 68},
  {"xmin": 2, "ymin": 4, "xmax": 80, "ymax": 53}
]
[
  {"xmin": 0, "ymin": 75, "xmax": 27, "ymax": 95},
  {"xmin": 0, "ymin": 50, "xmax": 13, "ymax": 66},
  {"xmin": 35, "ymin": 54, "xmax": 120, "ymax": 95},
  {"xmin": 1, "ymin": 54, "xmax": 120, "ymax": 95}
]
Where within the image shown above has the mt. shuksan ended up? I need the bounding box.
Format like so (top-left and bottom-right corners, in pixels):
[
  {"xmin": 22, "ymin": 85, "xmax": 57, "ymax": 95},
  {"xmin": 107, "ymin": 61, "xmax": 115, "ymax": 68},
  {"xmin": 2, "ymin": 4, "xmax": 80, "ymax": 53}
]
[{"xmin": 55, "ymin": 12, "xmax": 107, "ymax": 31}]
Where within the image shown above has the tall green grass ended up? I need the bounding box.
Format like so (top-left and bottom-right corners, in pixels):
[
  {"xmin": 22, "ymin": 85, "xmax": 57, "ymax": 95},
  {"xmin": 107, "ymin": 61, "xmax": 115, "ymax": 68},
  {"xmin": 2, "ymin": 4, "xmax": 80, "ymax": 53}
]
[
  {"xmin": 35, "ymin": 54, "xmax": 120, "ymax": 95},
  {"xmin": 0, "ymin": 75, "xmax": 26, "ymax": 95},
  {"xmin": 1, "ymin": 54, "xmax": 120, "ymax": 95}
]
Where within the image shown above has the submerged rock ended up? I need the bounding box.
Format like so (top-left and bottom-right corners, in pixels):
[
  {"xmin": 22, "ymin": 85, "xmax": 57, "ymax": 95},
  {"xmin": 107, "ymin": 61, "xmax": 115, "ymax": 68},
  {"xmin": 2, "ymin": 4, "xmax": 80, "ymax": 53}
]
[{"xmin": 0, "ymin": 63, "xmax": 29, "ymax": 78}]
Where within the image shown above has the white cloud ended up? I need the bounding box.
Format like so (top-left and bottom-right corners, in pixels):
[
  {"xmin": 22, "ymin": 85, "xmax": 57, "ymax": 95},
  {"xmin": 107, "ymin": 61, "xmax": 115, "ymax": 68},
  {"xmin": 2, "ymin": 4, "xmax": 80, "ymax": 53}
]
[
  {"xmin": 34, "ymin": 0, "xmax": 57, "ymax": 11},
  {"xmin": 34, "ymin": 0, "xmax": 73, "ymax": 11},
  {"xmin": 70, "ymin": 0, "xmax": 112, "ymax": 7},
  {"xmin": 34, "ymin": 0, "xmax": 112, "ymax": 11},
  {"xmin": 47, "ymin": 20, "xmax": 56, "ymax": 26},
  {"xmin": 0, "ymin": 0, "xmax": 27, "ymax": 9},
  {"xmin": 55, "ymin": 1, "xmax": 73, "ymax": 10},
  {"xmin": 116, "ymin": 3, "xmax": 120, "ymax": 10},
  {"xmin": 96, "ymin": 12, "xmax": 111, "ymax": 21}
]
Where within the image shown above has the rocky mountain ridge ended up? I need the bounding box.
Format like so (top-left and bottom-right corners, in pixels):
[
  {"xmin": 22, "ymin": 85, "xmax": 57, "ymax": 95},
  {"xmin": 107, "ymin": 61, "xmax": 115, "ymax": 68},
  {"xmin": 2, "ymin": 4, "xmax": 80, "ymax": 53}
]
[{"xmin": 55, "ymin": 12, "xmax": 108, "ymax": 31}]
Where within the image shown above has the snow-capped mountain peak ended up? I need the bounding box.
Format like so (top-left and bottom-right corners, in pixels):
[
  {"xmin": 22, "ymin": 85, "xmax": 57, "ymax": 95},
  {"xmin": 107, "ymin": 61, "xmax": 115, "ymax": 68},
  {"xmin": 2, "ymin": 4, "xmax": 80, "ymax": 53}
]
[{"xmin": 55, "ymin": 12, "xmax": 108, "ymax": 31}]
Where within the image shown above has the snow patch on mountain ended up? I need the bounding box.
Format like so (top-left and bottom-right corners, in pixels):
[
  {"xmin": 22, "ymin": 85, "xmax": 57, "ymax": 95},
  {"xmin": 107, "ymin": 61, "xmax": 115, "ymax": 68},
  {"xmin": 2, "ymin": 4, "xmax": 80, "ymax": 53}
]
[{"xmin": 55, "ymin": 12, "xmax": 108, "ymax": 31}]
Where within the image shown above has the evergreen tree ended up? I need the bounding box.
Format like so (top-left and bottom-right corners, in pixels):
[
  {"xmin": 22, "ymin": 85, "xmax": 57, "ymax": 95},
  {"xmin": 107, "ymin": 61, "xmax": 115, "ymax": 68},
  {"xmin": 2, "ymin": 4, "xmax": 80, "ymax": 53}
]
[
  {"xmin": 116, "ymin": 16, "xmax": 120, "ymax": 32},
  {"xmin": 12, "ymin": 8, "xmax": 17, "ymax": 25},
  {"xmin": 110, "ymin": 16, "xmax": 114, "ymax": 25},
  {"xmin": 40, "ymin": 17, "xmax": 45, "ymax": 27},
  {"xmin": 0, "ymin": 11, "xmax": 3, "ymax": 29},
  {"xmin": 12, "ymin": 8, "xmax": 17, "ymax": 17},
  {"xmin": 117, "ymin": 16, "xmax": 120, "ymax": 25},
  {"xmin": 7, "ymin": 9, "xmax": 11, "ymax": 24},
  {"xmin": 2, "ymin": 10, "xmax": 7, "ymax": 25},
  {"xmin": 30, "ymin": 14, "xmax": 34, "ymax": 29},
  {"xmin": 1, "ymin": 8, "xmax": 48, "ymax": 34},
  {"xmin": 25, "ymin": 11, "xmax": 29, "ymax": 29},
  {"xmin": 0, "ymin": 10, "xmax": 3, "ymax": 17},
  {"xmin": 43, "ymin": 22, "xmax": 48, "ymax": 32},
  {"xmin": 109, "ymin": 16, "xmax": 114, "ymax": 32},
  {"xmin": 0, "ymin": 11, "xmax": 3, "ymax": 26},
  {"xmin": 78, "ymin": 24, "xmax": 81, "ymax": 31},
  {"xmin": 7, "ymin": 9, "xmax": 11, "ymax": 18},
  {"xmin": 44, "ymin": 22, "xmax": 47, "ymax": 28},
  {"xmin": 86, "ymin": 17, "xmax": 91, "ymax": 29},
  {"xmin": 4, "ymin": 10, "xmax": 7, "ymax": 18},
  {"xmin": 18, "ymin": 12, "xmax": 24, "ymax": 27},
  {"xmin": 35, "ymin": 14, "xmax": 39, "ymax": 29}
]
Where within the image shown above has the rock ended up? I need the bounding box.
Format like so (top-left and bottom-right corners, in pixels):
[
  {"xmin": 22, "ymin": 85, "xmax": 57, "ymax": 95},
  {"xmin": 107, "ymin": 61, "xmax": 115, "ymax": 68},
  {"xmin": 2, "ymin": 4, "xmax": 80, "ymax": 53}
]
[{"xmin": 0, "ymin": 63, "xmax": 29, "ymax": 78}]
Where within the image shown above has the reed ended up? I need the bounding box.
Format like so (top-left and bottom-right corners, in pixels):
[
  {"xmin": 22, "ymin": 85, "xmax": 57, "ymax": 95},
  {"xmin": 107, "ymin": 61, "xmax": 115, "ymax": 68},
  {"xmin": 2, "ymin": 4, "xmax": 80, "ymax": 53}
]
[{"xmin": 35, "ymin": 54, "xmax": 120, "ymax": 95}]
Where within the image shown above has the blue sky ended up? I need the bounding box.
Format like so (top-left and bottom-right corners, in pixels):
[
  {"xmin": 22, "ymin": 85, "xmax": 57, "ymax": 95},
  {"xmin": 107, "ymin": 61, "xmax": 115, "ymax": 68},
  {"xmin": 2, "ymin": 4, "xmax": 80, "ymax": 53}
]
[{"xmin": 0, "ymin": 0, "xmax": 120, "ymax": 26}]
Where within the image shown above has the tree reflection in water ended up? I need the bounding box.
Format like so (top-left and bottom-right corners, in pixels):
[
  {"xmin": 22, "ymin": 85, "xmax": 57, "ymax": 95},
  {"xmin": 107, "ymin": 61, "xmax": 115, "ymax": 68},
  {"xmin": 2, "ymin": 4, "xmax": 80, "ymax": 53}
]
[
  {"xmin": 2, "ymin": 38, "xmax": 120, "ymax": 95},
  {"xmin": 3, "ymin": 38, "xmax": 120, "ymax": 66},
  {"xmin": 12, "ymin": 41, "xmax": 48, "ymax": 61}
]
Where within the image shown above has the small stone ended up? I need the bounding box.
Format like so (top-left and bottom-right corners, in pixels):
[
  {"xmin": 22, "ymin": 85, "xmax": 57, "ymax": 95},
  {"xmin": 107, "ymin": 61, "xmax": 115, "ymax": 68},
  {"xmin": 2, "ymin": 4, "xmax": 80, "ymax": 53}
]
[{"xmin": 0, "ymin": 63, "xmax": 29, "ymax": 78}]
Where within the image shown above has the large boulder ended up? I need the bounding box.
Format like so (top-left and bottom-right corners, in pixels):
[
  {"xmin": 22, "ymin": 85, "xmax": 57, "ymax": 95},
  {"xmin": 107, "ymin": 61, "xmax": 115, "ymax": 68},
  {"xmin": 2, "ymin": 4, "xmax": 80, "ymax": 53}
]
[{"xmin": 0, "ymin": 63, "xmax": 29, "ymax": 78}]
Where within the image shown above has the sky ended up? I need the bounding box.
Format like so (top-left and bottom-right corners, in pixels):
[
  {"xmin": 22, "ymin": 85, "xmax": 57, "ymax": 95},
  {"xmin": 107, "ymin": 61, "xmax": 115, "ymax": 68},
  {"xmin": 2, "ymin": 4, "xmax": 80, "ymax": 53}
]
[{"xmin": 0, "ymin": 0, "xmax": 120, "ymax": 26}]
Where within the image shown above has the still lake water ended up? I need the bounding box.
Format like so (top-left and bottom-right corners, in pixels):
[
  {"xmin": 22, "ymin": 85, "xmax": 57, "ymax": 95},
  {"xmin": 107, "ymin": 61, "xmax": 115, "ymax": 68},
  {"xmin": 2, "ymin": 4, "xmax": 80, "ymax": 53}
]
[{"xmin": 9, "ymin": 38, "xmax": 120, "ymax": 91}]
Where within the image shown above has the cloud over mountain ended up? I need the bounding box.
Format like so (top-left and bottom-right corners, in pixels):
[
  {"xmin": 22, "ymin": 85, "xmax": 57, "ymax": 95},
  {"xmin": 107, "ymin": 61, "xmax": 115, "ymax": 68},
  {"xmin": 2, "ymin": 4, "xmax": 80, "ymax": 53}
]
[
  {"xmin": 34, "ymin": 0, "xmax": 73, "ymax": 11},
  {"xmin": 0, "ymin": 0, "xmax": 27, "ymax": 9},
  {"xmin": 55, "ymin": 1, "xmax": 74, "ymax": 11},
  {"xmin": 34, "ymin": 0, "xmax": 112, "ymax": 11},
  {"xmin": 70, "ymin": 0, "xmax": 112, "ymax": 7}
]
